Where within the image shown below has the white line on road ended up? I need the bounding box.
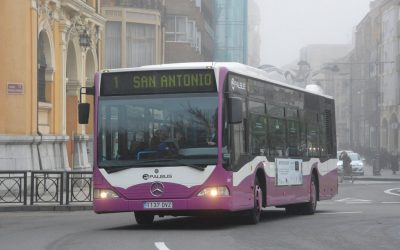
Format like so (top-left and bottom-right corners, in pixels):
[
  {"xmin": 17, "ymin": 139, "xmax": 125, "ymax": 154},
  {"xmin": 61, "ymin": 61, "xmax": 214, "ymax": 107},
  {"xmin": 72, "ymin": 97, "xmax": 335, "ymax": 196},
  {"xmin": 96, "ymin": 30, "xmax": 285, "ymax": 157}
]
[
  {"xmin": 381, "ymin": 202, "xmax": 400, "ymax": 204},
  {"xmin": 345, "ymin": 201, "xmax": 373, "ymax": 204},
  {"xmin": 335, "ymin": 198, "xmax": 372, "ymax": 202},
  {"xmin": 384, "ymin": 188, "xmax": 400, "ymax": 197},
  {"xmin": 319, "ymin": 211, "xmax": 363, "ymax": 215},
  {"xmin": 155, "ymin": 242, "xmax": 170, "ymax": 250}
]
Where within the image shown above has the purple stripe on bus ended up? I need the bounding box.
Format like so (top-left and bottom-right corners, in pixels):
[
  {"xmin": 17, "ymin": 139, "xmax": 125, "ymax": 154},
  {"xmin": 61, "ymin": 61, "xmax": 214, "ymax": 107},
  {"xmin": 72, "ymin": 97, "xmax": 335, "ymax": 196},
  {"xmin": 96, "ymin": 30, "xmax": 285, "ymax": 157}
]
[{"xmin": 217, "ymin": 67, "xmax": 228, "ymax": 166}]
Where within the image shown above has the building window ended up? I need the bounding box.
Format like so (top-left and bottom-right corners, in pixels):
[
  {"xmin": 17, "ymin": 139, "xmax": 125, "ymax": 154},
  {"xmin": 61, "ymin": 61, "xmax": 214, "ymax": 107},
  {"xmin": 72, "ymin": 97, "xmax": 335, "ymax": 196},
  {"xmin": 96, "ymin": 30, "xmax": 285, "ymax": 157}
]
[
  {"xmin": 166, "ymin": 15, "xmax": 201, "ymax": 53},
  {"xmin": 37, "ymin": 31, "xmax": 50, "ymax": 103},
  {"xmin": 105, "ymin": 21, "xmax": 121, "ymax": 69},
  {"xmin": 126, "ymin": 23, "xmax": 156, "ymax": 67},
  {"xmin": 166, "ymin": 16, "xmax": 188, "ymax": 42}
]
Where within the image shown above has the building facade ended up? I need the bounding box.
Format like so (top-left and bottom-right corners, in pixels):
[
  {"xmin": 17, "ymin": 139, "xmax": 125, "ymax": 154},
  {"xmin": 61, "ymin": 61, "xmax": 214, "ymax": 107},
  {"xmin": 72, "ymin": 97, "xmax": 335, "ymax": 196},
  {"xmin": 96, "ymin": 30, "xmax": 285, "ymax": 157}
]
[
  {"xmin": 164, "ymin": 0, "xmax": 214, "ymax": 63},
  {"xmin": 378, "ymin": 0, "xmax": 400, "ymax": 154},
  {"xmin": 347, "ymin": 1, "xmax": 382, "ymax": 153},
  {"xmin": 320, "ymin": 0, "xmax": 400, "ymax": 159},
  {"xmin": 214, "ymin": 0, "xmax": 248, "ymax": 63},
  {"xmin": 101, "ymin": 0, "xmax": 165, "ymax": 68},
  {"xmin": 0, "ymin": 0, "xmax": 105, "ymax": 171}
]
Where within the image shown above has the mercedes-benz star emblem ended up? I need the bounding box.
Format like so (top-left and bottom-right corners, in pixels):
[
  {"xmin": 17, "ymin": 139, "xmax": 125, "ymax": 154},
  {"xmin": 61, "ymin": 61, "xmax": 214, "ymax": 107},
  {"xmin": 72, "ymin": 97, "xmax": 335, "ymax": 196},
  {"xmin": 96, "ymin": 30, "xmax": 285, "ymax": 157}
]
[{"xmin": 150, "ymin": 182, "xmax": 164, "ymax": 197}]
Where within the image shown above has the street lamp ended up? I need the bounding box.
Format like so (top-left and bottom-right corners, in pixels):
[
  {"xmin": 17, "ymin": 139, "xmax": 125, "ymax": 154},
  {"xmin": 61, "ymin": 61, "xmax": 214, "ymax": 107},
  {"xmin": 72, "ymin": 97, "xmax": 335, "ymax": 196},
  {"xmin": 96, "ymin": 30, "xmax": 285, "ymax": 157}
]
[{"xmin": 79, "ymin": 30, "xmax": 91, "ymax": 49}]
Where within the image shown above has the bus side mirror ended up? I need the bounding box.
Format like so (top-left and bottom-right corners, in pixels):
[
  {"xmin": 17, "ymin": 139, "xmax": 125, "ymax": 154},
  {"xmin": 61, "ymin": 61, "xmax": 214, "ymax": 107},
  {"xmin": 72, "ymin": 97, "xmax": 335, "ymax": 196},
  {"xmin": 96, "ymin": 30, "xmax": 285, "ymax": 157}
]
[
  {"xmin": 228, "ymin": 97, "xmax": 243, "ymax": 124},
  {"xmin": 78, "ymin": 86, "xmax": 94, "ymax": 124},
  {"xmin": 78, "ymin": 103, "xmax": 90, "ymax": 124}
]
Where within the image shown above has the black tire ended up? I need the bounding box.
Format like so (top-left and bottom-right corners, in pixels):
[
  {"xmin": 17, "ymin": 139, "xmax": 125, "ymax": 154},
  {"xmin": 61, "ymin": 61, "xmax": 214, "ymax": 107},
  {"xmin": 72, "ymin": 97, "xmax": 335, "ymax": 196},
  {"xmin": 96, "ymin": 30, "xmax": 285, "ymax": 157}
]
[
  {"xmin": 300, "ymin": 174, "xmax": 317, "ymax": 215},
  {"xmin": 285, "ymin": 175, "xmax": 317, "ymax": 215},
  {"xmin": 134, "ymin": 212, "xmax": 154, "ymax": 225},
  {"xmin": 285, "ymin": 204, "xmax": 299, "ymax": 215},
  {"xmin": 244, "ymin": 178, "xmax": 263, "ymax": 224}
]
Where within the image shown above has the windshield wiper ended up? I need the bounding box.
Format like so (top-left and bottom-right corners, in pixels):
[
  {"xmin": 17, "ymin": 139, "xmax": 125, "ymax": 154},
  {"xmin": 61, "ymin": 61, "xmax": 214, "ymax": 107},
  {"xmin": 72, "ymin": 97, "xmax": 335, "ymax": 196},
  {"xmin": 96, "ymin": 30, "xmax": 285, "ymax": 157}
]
[
  {"xmin": 100, "ymin": 159, "xmax": 178, "ymax": 173},
  {"xmin": 176, "ymin": 162, "xmax": 205, "ymax": 171},
  {"xmin": 100, "ymin": 159, "xmax": 206, "ymax": 173}
]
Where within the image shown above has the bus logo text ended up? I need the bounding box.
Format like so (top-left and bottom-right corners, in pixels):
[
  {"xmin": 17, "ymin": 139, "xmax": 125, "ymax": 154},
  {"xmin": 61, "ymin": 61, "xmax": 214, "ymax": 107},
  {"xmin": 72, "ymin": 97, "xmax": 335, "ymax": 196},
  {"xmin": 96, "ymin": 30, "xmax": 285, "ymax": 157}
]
[
  {"xmin": 143, "ymin": 174, "xmax": 173, "ymax": 180},
  {"xmin": 231, "ymin": 78, "xmax": 246, "ymax": 91}
]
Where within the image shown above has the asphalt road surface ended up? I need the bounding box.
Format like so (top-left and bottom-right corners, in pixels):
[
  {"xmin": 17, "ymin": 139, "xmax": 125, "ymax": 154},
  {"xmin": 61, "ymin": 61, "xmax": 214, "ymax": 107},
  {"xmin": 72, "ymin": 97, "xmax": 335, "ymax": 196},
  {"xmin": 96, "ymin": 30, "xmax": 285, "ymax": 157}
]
[{"xmin": 0, "ymin": 182, "xmax": 399, "ymax": 250}]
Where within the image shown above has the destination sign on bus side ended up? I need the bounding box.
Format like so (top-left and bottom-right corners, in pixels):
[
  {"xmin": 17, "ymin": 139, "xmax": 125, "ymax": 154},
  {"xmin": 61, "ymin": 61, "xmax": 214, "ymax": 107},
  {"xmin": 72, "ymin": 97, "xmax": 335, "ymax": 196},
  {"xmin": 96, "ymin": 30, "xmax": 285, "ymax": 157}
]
[{"xmin": 101, "ymin": 69, "xmax": 216, "ymax": 96}]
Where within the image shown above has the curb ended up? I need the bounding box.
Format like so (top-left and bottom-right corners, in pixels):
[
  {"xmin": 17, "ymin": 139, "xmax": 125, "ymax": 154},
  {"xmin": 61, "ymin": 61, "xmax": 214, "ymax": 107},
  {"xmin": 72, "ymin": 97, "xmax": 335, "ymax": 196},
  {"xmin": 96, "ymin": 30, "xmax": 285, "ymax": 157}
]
[
  {"xmin": 354, "ymin": 177, "xmax": 400, "ymax": 182},
  {"xmin": 342, "ymin": 176, "xmax": 400, "ymax": 182},
  {"xmin": 0, "ymin": 204, "xmax": 93, "ymax": 212}
]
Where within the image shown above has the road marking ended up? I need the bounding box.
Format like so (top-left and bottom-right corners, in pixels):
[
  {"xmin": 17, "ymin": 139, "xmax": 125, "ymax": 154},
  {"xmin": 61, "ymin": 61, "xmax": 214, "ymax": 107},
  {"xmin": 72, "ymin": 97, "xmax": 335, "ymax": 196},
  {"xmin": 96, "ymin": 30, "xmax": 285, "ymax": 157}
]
[
  {"xmin": 335, "ymin": 198, "xmax": 372, "ymax": 203},
  {"xmin": 381, "ymin": 202, "xmax": 400, "ymax": 204},
  {"xmin": 155, "ymin": 242, "xmax": 170, "ymax": 250},
  {"xmin": 319, "ymin": 211, "xmax": 363, "ymax": 215},
  {"xmin": 345, "ymin": 201, "xmax": 372, "ymax": 204},
  {"xmin": 384, "ymin": 188, "xmax": 400, "ymax": 197},
  {"xmin": 352, "ymin": 181, "xmax": 396, "ymax": 184}
]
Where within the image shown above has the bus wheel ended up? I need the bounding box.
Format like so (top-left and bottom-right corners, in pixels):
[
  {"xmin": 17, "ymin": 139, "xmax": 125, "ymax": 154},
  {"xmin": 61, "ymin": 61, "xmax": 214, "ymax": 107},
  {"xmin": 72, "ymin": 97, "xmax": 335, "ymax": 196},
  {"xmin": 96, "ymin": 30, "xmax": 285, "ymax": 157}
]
[
  {"xmin": 244, "ymin": 178, "xmax": 262, "ymax": 224},
  {"xmin": 285, "ymin": 175, "xmax": 317, "ymax": 215},
  {"xmin": 135, "ymin": 212, "xmax": 154, "ymax": 225},
  {"xmin": 299, "ymin": 174, "xmax": 318, "ymax": 215}
]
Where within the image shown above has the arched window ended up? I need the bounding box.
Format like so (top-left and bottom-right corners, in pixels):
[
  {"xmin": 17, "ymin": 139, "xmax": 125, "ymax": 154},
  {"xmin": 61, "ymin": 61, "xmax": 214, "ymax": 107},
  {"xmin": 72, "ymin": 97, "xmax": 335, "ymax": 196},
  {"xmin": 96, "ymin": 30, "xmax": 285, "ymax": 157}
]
[{"xmin": 37, "ymin": 31, "xmax": 47, "ymax": 102}]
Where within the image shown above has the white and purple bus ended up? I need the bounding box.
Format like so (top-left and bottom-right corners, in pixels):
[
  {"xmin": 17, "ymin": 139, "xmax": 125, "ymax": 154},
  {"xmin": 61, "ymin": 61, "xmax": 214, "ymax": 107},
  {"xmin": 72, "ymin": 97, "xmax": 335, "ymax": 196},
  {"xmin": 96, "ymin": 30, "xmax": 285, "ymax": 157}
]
[{"xmin": 79, "ymin": 62, "xmax": 338, "ymax": 225}]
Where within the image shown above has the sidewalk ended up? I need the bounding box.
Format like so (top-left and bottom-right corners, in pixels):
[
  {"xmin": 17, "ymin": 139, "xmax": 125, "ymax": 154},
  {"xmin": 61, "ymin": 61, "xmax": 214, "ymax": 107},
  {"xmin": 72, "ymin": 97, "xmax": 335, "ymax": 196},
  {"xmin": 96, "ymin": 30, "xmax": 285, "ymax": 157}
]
[
  {"xmin": 352, "ymin": 164, "xmax": 400, "ymax": 182},
  {"xmin": 0, "ymin": 204, "xmax": 92, "ymax": 212}
]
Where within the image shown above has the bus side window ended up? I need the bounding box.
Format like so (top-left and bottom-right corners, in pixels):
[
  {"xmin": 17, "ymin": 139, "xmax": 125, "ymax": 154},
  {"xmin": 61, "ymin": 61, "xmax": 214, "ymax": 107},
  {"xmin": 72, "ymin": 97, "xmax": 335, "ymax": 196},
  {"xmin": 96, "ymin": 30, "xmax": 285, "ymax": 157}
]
[
  {"xmin": 268, "ymin": 117, "xmax": 286, "ymax": 157},
  {"xmin": 250, "ymin": 114, "xmax": 267, "ymax": 156},
  {"xmin": 287, "ymin": 120, "xmax": 300, "ymax": 157},
  {"xmin": 299, "ymin": 110, "xmax": 307, "ymax": 157},
  {"xmin": 319, "ymin": 113, "xmax": 328, "ymax": 157},
  {"xmin": 307, "ymin": 123, "xmax": 320, "ymax": 157}
]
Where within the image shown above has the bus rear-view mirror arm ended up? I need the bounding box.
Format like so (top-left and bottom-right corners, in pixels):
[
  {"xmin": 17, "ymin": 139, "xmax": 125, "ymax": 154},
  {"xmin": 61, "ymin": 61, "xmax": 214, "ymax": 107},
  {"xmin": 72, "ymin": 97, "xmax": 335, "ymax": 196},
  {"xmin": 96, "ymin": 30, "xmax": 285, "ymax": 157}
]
[
  {"xmin": 78, "ymin": 86, "xmax": 94, "ymax": 124},
  {"xmin": 228, "ymin": 97, "xmax": 243, "ymax": 124}
]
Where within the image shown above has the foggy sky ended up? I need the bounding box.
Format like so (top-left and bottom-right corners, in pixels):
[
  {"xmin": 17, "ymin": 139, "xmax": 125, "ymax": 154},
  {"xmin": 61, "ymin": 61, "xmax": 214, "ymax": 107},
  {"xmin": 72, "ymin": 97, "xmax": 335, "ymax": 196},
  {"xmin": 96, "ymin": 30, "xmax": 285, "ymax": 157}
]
[{"xmin": 256, "ymin": 0, "xmax": 371, "ymax": 67}]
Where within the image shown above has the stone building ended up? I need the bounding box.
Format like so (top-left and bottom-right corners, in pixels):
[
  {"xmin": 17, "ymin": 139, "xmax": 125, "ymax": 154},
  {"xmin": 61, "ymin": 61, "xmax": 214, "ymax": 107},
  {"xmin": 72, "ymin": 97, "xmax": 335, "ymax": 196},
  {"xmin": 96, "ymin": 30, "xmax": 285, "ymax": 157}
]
[
  {"xmin": 347, "ymin": 0, "xmax": 382, "ymax": 153},
  {"xmin": 0, "ymin": 0, "xmax": 105, "ymax": 171},
  {"xmin": 377, "ymin": 0, "xmax": 400, "ymax": 154},
  {"xmin": 322, "ymin": 0, "xmax": 400, "ymax": 157}
]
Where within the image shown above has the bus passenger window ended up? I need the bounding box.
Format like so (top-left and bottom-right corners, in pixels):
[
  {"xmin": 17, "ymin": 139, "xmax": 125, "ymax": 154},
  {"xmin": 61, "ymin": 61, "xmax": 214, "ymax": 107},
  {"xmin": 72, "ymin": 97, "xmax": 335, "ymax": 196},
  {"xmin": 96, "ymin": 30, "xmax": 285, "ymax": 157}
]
[
  {"xmin": 287, "ymin": 120, "xmax": 300, "ymax": 157},
  {"xmin": 268, "ymin": 118, "xmax": 286, "ymax": 157},
  {"xmin": 250, "ymin": 114, "xmax": 267, "ymax": 156},
  {"xmin": 307, "ymin": 123, "xmax": 320, "ymax": 157}
]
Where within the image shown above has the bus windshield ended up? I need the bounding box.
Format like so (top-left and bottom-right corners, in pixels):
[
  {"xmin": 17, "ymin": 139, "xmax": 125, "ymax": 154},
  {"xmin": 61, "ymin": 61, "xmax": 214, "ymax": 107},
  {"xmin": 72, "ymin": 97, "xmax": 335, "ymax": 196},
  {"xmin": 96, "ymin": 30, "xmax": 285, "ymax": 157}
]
[{"xmin": 97, "ymin": 94, "xmax": 218, "ymax": 168}]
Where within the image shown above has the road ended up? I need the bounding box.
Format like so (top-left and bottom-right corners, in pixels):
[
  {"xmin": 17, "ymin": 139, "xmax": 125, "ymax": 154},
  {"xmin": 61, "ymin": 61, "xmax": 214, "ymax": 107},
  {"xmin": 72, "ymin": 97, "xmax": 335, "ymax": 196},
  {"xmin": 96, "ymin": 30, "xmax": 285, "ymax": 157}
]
[{"xmin": 0, "ymin": 182, "xmax": 399, "ymax": 250}]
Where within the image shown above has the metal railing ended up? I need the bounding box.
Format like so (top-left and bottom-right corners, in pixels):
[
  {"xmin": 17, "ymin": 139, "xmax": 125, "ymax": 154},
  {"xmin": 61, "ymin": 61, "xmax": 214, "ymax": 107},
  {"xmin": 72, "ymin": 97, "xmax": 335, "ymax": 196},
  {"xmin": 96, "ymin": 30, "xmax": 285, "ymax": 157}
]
[{"xmin": 0, "ymin": 170, "xmax": 92, "ymax": 205}]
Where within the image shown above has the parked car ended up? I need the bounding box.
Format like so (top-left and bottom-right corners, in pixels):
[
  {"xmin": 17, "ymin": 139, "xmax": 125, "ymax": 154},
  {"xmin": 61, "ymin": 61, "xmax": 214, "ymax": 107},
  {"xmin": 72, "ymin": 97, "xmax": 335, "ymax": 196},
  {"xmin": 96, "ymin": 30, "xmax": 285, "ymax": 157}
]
[{"xmin": 337, "ymin": 152, "xmax": 365, "ymax": 176}]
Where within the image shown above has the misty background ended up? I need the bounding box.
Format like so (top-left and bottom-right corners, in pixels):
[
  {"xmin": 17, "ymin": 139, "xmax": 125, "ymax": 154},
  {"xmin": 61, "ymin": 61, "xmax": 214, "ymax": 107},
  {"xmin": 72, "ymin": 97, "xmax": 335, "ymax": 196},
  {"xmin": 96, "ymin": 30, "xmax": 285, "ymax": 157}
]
[{"xmin": 258, "ymin": 0, "xmax": 371, "ymax": 67}]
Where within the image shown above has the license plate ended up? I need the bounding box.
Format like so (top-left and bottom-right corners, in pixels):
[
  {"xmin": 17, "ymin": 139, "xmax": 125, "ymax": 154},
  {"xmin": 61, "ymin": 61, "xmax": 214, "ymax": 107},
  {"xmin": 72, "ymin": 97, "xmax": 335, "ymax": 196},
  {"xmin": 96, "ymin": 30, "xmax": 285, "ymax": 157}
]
[{"xmin": 143, "ymin": 201, "xmax": 173, "ymax": 209}]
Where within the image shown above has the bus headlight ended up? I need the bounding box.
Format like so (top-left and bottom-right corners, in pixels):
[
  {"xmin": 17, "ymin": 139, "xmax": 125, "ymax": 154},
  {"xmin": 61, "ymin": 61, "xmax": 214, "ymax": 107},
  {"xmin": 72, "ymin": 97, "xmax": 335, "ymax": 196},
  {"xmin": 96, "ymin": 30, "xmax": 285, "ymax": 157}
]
[
  {"xmin": 94, "ymin": 189, "xmax": 119, "ymax": 199},
  {"xmin": 197, "ymin": 186, "xmax": 230, "ymax": 197}
]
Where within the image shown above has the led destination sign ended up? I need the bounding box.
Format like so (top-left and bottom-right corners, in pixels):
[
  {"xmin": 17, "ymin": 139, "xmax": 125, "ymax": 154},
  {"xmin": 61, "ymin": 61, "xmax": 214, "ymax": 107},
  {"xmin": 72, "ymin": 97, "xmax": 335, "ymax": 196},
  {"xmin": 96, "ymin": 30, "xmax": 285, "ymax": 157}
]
[{"xmin": 101, "ymin": 69, "xmax": 216, "ymax": 96}]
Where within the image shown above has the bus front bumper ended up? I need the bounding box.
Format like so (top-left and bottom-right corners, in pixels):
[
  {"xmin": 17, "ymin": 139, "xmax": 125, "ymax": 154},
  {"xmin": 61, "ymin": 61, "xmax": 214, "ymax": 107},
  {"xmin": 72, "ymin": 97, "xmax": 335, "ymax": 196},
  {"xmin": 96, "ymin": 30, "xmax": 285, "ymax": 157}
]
[{"xmin": 93, "ymin": 196, "xmax": 233, "ymax": 214}]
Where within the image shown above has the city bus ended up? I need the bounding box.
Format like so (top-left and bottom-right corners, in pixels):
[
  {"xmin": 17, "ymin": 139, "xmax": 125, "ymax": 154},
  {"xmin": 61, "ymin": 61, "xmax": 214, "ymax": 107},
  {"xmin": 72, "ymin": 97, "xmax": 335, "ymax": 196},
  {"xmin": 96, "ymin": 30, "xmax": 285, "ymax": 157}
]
[{"xmin": 79, "ymin": 62, "xmax": 338, "ymax": 225}]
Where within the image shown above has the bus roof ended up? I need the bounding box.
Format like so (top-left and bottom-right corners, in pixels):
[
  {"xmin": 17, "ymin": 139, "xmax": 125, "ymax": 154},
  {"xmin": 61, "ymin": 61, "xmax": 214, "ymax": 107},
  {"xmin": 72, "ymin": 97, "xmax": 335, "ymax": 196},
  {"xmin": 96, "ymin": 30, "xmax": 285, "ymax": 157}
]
[{"xmin": 101, "ymin": 62, "xmax": 334, "ymax": 99}]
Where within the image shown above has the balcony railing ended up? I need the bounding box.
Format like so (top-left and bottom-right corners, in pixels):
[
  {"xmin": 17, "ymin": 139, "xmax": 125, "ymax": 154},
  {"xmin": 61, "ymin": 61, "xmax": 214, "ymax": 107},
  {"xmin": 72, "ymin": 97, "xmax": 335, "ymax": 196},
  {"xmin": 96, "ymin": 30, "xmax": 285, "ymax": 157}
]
[{"xmin": 0, "ymin": 170, "xmax": 93, "ymax": 206}]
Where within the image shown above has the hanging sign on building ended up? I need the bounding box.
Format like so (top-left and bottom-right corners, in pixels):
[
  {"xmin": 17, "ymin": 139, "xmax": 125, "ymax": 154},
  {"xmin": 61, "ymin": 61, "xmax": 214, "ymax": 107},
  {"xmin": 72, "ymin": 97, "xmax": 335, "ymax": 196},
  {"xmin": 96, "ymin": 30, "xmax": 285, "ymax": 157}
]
[{"xmin": 7, "ymin": 82, "xmax": 24, "ymax": 95}]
